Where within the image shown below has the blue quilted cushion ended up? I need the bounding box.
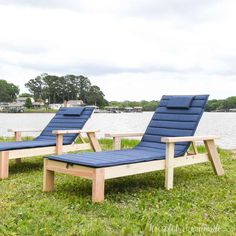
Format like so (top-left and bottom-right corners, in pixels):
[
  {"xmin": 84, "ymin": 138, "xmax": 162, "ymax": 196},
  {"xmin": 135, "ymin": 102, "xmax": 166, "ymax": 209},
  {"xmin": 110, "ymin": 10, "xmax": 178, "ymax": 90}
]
[
  {"xmin": 63, "ymin": 107, "xmax": 85, "ymax": 116},
  {"xmin": 46, "ymin": 149, "xmax": 167, "ymax": 167},
  {"xmin": 166, "ymin": 96, "xmax": 194, "ymax": 109},
  {"xmin": 0, "ymin": 140, "xmax": 56, "ymax": 151}
]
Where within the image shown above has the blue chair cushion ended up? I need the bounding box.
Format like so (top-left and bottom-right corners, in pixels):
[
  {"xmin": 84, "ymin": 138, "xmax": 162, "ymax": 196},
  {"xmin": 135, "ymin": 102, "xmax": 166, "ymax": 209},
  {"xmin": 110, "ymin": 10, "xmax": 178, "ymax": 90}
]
[
  {"xmin": 166, "ymin": 96, "xmax": 194, "ymax": 109},
  {"xmin": 46, "ymin": 149, "xmax": 169, "ymax": 168},
  {"xmin": 0, "ymin": 106, "xmax": 95, "ymax": 151},
  {"xmin": 0, "ymin": 140, "xmax": 56, "ymax": 151},
  {"xmin": 35, "ymin": 106, "xmax": 94, "ymax": 144}
]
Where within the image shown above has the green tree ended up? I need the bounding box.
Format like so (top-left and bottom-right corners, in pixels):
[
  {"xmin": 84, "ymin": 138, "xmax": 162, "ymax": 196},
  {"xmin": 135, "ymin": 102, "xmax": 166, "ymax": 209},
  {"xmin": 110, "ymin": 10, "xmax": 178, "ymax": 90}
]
[
  {"xmin": 0, "ymin": 80, "xmax": 19, "ymax": 102},
  {"xmin": 205, "ymin": 99, "xmax": 223, "ymax": 111},
  {"xmin": 223, "ymin": 96, "xmax": 236, "ymax": 110},
  {"xmin": 87, "ymin": 85, "xmax": 108, "ymax": 107},
  {"xmin": 25, "ymin": 74, "xmax": 46, "ymax": 100},
  {"xmin": 25, "ymin": 74, "xmax": 106, "ymax": 106},
  {"xmin": 25, "ymin": 97, "xmax": 33, "ymax": 108},
  {"xmin": 77, "ymin": 75, "xmax": 91, "ymax": 103},
  {"xmin": 64, "ymin": 75, "xmax": 81, "ymax": 101},
  {"xmin": 43, "ymin": 75, "xmax": 61, "ymax": 104},
  {"xmin": 108, "ymin": 100, "xmax": 158, "ymax": 111}
]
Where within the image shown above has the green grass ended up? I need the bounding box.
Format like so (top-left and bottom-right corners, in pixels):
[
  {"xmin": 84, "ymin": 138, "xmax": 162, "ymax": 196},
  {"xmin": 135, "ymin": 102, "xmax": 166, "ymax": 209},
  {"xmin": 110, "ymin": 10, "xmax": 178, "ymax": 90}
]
[{"xmin": 0, "ymin": 138, "xmax": 235, "ymax": 235}]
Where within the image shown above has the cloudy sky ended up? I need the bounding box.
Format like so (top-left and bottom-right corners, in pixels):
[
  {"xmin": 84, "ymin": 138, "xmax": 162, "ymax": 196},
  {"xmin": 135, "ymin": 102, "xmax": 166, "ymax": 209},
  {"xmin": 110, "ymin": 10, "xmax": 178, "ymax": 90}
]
[{"xmin": 0, "ymin": 0, "xmax": 236, "ymax": 101}]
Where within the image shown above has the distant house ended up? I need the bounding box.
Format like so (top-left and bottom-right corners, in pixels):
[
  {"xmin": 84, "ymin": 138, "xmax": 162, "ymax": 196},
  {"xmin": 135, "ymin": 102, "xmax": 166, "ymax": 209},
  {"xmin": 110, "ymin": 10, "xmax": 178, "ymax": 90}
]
[
  {"xmin": 66, "ymin": 100, "xmax": 84, "ymax": 107},
  {"xmin": 32, "ymin": 101, "xmax": 44, "ymax": 109},
  {"xmin": 0, "ymin": 102, "xmax": 9, "ymax": 111},
  {"xmin": 49, "ymin": 104, "xmax": 62, "ymax": 110},
  {"xmin": 1, "ymin": 97, "xmax": 44, "ymax": 112},
  {"xmin": 17, "ymin": 97, "xmax": 44, "ymax": 109},
  {"xmin": 16, "ymin": 97, "xmax": 34, "ymax": 103},
  {"xmin": 124, "ymin": 107, "xmax": 133, "ymax": 112},
  {"xmin": 4, "ymin": 102, "xmax": 24, "ymax": 113},
  {"xmin": 104, "ymin": 106, "xmax": 121, "ymax": 113},
  {"xmin": 133, "ymin": 106, "xmax": 143, "ymax": 112}
]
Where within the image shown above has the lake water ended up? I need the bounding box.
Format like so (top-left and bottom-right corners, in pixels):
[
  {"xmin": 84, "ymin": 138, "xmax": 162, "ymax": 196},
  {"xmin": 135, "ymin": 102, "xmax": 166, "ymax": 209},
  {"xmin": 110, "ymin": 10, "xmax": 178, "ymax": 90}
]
[{"xmin": 0, "ymin": 112, "xmax": 235, "ymax": 150}]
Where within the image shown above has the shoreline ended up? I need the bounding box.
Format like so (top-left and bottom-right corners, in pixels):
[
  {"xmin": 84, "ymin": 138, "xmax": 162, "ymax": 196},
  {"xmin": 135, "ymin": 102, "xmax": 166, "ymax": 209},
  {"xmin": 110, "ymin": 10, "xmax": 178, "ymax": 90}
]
[{"xmin": 1, "ymin": 111, "xmax": 236, "ymax": 114}]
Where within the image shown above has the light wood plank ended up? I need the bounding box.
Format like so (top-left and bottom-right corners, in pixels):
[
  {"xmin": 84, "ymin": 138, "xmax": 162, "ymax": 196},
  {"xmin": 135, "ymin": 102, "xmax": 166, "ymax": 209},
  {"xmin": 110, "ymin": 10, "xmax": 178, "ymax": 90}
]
[
  {"xmin": 56, "ymin": 134, "xmax": 63, "ymax": 155},
  {"xmin": 165, "ymin": 142, "xmax": 175, "ymax": 189},
  {"xmin": 53, "ymin": 129, "xmax": 99, "ymax": 135},
  {"xmin": 43, "ymin": 159, "xmax": 55, "ymax": 192},
  {"xmin": 104, "ymin": 159, "xmax": 165, "ymax": 179},
  {"xmin": 113, "ymin": 137, "xmax": 121, "ymax": 150},
  {"xmin": 15, "ymin": 131, "xmax": 22, "ymax": 141},
  {"xmin": 76, "ymin": 134, "xmax": 86, "ymax": 143},
  {"xmin": 204, "ymin": 140, "xmax": 224, "ymax": 176},
  {"xmin": 46, "ymin": 160, "xmax": 94, "ymax": 180},
  {"xmin": 174, "ymin": 153, "xmax": 209, "ymax": 167},
  {"xmin": 105, "ymin": 132, "xmax": 144, "ymax": 138},
  {"xmin": 87, "ymin": 132, "xmax": 102, "ymax": 152},
  {"xmin": 92, "ymin": 168, "xmax": 105, "ymax": 203},
  {"xmin": 15, "ymin": 131, "xmax": 22, "ymax": 164},
  {"xmin": 8, "ymin": 143, "xmax": 91, "ymax": 159},
  {"xmin": 104, "ymin": 154, "xmax": 209, "ymax": 180},
  {"xmin": 161, "ymin": 135, "xmax": 219, "ymax": 143},
  {"xmin": 0, "ymin": 151, "xmax": 9, "ymax": 179},
  {"xmin": 192, "ymin": 141, "xmax": 198, "ymax": 155}
]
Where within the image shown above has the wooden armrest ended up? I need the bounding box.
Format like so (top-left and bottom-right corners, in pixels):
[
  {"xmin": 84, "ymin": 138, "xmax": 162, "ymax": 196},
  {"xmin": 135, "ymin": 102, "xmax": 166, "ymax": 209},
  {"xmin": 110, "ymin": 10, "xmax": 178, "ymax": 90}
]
[
  {"xmin": 8, "ymin": 129, "xmax": 42, "ymax": 133},
  {"xmin": 161, "ymin": 135, "xmax": 219, "ymax": 143},
  {"xmin": 54, "ymin": 129, "xmax": 101, "ymax": 154},
  {"xmin": 105, "ymin": 132, "xmax": 144, "ymax": 138},
  {"xmin": 52, "ymin": 129, "xmax": 100, "ymax": 135}
]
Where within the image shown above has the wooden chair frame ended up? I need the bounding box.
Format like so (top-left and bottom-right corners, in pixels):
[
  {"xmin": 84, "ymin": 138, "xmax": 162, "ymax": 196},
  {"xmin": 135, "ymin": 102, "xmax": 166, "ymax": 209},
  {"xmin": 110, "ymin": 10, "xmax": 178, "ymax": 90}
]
[
  {"xmin": 43, "ymin": 133, "xmax": 224, "ymax": 203},
  {"xmin": 0, "ymin": 129, "xmax": 101, "ymax": 179}
]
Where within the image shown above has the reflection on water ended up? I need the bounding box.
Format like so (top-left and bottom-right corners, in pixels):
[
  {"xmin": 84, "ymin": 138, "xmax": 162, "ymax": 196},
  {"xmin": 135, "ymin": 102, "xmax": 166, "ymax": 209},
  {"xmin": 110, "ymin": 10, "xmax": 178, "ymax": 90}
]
[{"xmin": 0, "ymin": 112, "xmax": 235, "ymax": 149}]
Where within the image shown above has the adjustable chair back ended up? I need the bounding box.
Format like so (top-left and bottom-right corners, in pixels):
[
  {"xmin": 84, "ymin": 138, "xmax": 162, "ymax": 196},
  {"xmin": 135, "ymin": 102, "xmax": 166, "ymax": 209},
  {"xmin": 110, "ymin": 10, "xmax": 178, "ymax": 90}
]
[
  {"xmin": 35, "ymin": 107, "xmax": 95, "ymax": 144},
  {"xmin": 136, "ymin": 95, "xmax": 209, "ymax": 156}
]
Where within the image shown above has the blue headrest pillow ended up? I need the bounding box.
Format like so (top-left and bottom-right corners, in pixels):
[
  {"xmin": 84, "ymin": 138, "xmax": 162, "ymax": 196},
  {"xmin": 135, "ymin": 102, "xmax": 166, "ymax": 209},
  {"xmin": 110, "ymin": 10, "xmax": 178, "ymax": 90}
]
[
  {"xmin": 166, "ymin": 96, "xmax": 194, "ymax": 109},
  {"xmin": 64, "ymin": 107, "xmax": 85, "ymax": 116}
]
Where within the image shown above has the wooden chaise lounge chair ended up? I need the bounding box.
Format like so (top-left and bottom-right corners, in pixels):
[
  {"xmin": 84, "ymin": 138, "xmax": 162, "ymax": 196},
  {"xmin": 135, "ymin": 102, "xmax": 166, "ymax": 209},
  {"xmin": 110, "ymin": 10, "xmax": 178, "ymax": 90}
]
[
  {"xmin": 43, "ymin": 95, "xmax": 224, "ymax": 202},
  {"xmin": 0, "ymin": 106, "xmax": 101, "ymax": 179}
]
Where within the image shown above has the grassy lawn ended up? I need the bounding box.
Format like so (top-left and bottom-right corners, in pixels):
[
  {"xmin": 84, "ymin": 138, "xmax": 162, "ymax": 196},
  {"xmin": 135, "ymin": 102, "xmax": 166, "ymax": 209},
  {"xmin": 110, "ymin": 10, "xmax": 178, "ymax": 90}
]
[{"xmin": 0, "ymin": 138, "xmax": 235, "ymax": 235}]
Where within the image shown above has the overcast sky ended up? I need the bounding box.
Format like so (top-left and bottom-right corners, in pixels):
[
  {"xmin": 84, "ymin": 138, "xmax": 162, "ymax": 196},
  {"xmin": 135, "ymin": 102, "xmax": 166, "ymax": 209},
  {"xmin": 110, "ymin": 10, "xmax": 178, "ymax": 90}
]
[{"xmin": 0, "ymin": 0, "xmax": 236, "ymax": 101}]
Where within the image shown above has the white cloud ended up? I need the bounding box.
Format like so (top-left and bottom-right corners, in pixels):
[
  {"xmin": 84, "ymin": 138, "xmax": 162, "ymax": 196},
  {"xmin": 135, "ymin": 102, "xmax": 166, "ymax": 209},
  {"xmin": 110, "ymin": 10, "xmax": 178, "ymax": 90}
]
[{"xmin": 0, "ymin": 0, "xmax": 236, "ymax": 100}]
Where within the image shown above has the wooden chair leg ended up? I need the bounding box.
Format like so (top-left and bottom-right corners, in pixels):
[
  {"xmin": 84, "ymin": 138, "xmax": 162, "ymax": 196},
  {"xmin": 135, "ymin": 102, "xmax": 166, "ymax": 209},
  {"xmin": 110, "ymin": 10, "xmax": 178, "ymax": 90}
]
[
  {"xmin": 113, "ymin": 137, "xmax": 121, "ymax": 150},
  {"xmin": 192, "ymin": 141, "xmax": 198, "ymax": 155},
  {"xmin": 76, "ymin": 134, "xmax": 86, "ymax": 143},
  {"xmin": 204, "ymin": 140, "xmax": 224, "ymax": 176},
  {"xmin": 92, "ymin": 168, "xmax": 105, "ymax": 202},
  {"xmin": 87, "ymin": 132, "xmax": 102, "ymax": 152},
  {"xmin": 0, "ymin": 151, "xmax": 9, "ymax": 179},
  {"xmin": 165, "ymin": 143, "xmax": 175, "ymax": 189},
  {"xmin": 43, "ymin": 159, "xmax": 55, "ymax": 191},
  {"xmin": 15, "ymin": 131, "xmax": 22, "ymax": 164}
]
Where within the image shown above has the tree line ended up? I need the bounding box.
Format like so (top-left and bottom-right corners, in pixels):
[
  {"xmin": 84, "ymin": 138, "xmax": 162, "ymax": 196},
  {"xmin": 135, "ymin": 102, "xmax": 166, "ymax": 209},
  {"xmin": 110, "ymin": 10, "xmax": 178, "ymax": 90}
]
[
  {"xmin": 25, "ymin": 74, "xmax": 108, "ymax": 107},
  {"xmin": 1, "ymin": 77, "xmax": 236, "ymax": 111},
  {"xmin": 205, "ymin": 96, "xmax": 236, "ymax": 111},
  {"xmin": 109, "ymin": 100, "xmax": 159, "ymax": 111},
  {"xmin": 110, "ymin": 97, "xmax": 236, "ymax": 112},
  {"xmin": 0, "ymin": 74, "xmax": 108, "ymax": 107}
]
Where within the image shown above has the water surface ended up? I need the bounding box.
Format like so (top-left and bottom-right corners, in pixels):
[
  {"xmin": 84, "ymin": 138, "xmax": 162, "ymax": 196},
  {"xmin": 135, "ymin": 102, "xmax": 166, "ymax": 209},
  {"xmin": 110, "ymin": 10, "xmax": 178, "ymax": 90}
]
[{"xmin": 0, "ymin": 112, "xmax": 235, "ymax": 149}]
